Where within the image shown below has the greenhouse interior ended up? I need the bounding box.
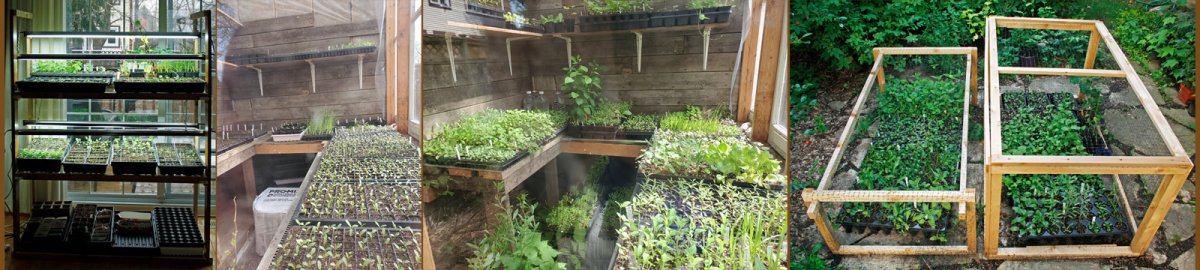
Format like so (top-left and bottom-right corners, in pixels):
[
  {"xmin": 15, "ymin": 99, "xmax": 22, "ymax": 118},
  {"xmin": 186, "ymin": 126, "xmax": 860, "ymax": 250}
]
[
  {"xmin": 420, "ymin": 0, "xmax": 789, "ymax": 268},
  {"xmin": 1, "ymin": 0, "xmax": 216, "ymax": 268},
  {"xmin": 209, "ymin": 0, "xmax": 424, "ymax": 269}
]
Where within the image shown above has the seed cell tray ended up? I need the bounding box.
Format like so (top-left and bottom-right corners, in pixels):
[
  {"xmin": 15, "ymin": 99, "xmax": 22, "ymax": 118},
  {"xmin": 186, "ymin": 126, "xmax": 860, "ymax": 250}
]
[
  {"xmin": 152, "ymin": 208, "xmax": 205, "ymax": 256},
  {"xmin": 69, "ymin": 204, "xmax": 98, "ymax": 243},
  {"xmin": 16, "ymin": 157, "xmax": 63, "ymax": 173},
  {"xmin": 32, "ymin": 201, "xmax": 72, "ymax": 217},
  {"xmin": 156, "ymin": 143, "xmax": 206, "ymax": 176},
  {"xmin": 835, "ymin": 210, "xmax": 956, "ymax": 236},
  {"xmin": 300, "ymin": 132, "xmax": 334, "ymax": 141},
  {"xmin": 649, "ymin": 10, "xmax": 700, "ymax": 27},
  {"xmin": 91, "ymin": 207, "xmax": 116, "ymax": 246},
  {"xmin": 112, "ymin": 160, "xmax": 159, "ymax": 175},
  {"xmin": 112, "ymin": 234, "xmax": 159, "ymax": 256},
  {"xmin": 16, "ymin": 80, "xmax": 110, "ymax": 93},
  {"xmin": 644, "ymin": 173, "xmax": 786, "ymax": 191},
  {"xmin": 580, "ymin": 12, "xmax": 652, "ymax": 32},
  {"xmin": 699, "ymin": 6, "xmax": 732, "ymax": 24},
  {"xmin": 620, "ymin": 130, "xmax": 655, "ymax": 141},
  {"xmin": 62, "ymin": 141, "xmax": 112, "ymax": 175},
  {"xmin": 19, "ymin": 217, "xmax": 70, "ymax": 252},
  {"xmin": 1015, "ymin": 217, "xmax": 1132, "ymax": 246},
  {"xmin": 113, "ymin": 81, "xmax": 206, "ymax": 93}
]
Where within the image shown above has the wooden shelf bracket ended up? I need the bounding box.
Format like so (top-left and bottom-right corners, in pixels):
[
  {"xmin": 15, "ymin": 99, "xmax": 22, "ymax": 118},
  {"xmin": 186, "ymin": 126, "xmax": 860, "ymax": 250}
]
[
  {"xmin": 506, "ymin": 37, "xmax": 534, "ymax": 75},
  {"xmin": 633, "ymin": 31, "xmax": 643, "ymax": 72},
  {"xmin": 554, "ymin": 35, "xmax": 572, "ymax": 66},
  {"xmin": 246, "ymin": 65, "xmax": 264, "ymax": 96},
  {"xmin": 445, "ymin": 32, "xmax": 457, "ymax": 82},
  {"xmin": 702, "ymin": 26, "xmax": 712, "ymax": 70},
  {"xmin": 304, "ymin": 59, "xmax": 316, "ymax": 93}
]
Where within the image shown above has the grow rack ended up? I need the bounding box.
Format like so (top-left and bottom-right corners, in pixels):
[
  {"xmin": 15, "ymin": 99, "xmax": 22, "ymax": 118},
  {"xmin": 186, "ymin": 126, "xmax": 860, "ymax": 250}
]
[
  {"xmin": 6, "ymin": 10, "xmax": 215, "ymax": 263},
  {"xmin": 802, "ymin": 47, "xmax": 979, "ymax": 255},
  {"xmin": 983, "ymin": 16, "xmax": 1193, "ymax": 259}
]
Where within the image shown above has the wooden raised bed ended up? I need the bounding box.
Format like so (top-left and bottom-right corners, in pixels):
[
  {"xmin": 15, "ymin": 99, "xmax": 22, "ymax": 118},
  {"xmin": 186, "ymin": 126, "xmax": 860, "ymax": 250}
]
[
  {"xmin": 982, "ymin": 16, "xmax": 1193, "ymax": 259},
  {"xmin": 802, "ymin": 47, "xmax": 979, "ymax": 255}
]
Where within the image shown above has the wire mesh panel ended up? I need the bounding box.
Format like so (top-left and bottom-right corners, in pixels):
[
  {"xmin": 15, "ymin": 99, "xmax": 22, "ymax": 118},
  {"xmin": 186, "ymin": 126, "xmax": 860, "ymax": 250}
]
[
  {"xmin": 983, "ymin": 16, "xmax": 1191, "ymax": 259},
  {"xmin": 804, "ymin": 48, "xmax": 978, "ymax": 255}
]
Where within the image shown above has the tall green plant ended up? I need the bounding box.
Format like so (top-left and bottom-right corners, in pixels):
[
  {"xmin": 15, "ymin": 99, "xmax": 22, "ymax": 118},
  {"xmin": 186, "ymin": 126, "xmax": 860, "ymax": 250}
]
[
  {"xmin": 306, "ymin": 109, "xmax": 336, "ymax": 135},
  {"xmin": 468, "ymin": 190, "xmax": 565, "ymax": 270},
  {"xmin": 562, "ymin": 56, "xmax": 605, "ymax": 124}
]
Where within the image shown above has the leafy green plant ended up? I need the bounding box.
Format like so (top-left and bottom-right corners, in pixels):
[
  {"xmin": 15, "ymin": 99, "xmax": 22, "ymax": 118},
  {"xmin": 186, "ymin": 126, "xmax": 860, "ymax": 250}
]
[
  {"xmin": 33, "ymin": 60, "xmax": 86, "ymax": 74},
  {"xmin": 659, "ymin": 106, "xmax": 741, "ymax": 136},
  {"xmin": 503, "ymin": 12, "xmax": 529, "ymax": 25},
  {"xmin": 790, "ymin": 243, "xmax": 842, "ymax": 270},
  {"xmin": 535, "ymin": 13, "xmax": 565, "ymax": 24},
  {"xmin": 425, "ymin": 109, "xmax": 557, "ymax": 164},
  {"xmin": 468, "ymin": 190, "xmax": 565, "ymax": 270},
  {"xmin": 584, "ymin": 0, "xmax": 652, "ymax": 15},
  {"xmin": 688, "ymin": 0, "xmax": 730, "ymax": 10},
  {"xmin": 562, "ymin": 56, "xmax": 605, "ymax": 124},
  {"xmin": 620, "ymin": 114, "xmax": 659, "ymax": 131},
  {"xmin": 581, "ymin": 101, "xmax": 630, "ymax": 126},
  {"xmin": 699, "ymin": 141, "xmax": 783, "ymax": 186},
  {"xmin": 19, "ymin": 138, "xmax": 67, "ymax": 159},
  {"xmin": 1113, "ymin": 7, "xmax": 1195, "ymax": 88}
]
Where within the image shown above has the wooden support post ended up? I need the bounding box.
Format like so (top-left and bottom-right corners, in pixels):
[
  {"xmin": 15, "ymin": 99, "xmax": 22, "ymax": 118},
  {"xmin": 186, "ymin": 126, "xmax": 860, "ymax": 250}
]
[
  {"xmin": 873, "ymin": 50, "xmax": 885, "ymax": 92},
  {"xmin": 749, "ymin": 0, "xmax": 785, "ymax": 143},
  {"xmin": 807, "ymin": 201, "xmax": 840, "ymax": 252},
  {"xmin": 1131, "ymin": 173, "xmax": 1188, "ymax": 253},
  {"xmin": 2, "ymin": 2, "xmax": 8, "ymax": 266},
  {"xmin": 970, "ymin": 51, "xmax": 979, "ymax": 106},
  {"xmin": 735, "ymin": 0, "xmax": 762, "ymax": 123},
  {"xmin": 966, "ymin": 191, "xmax": 978, "ymax": 253},
  {"xmin": 1084, "ymin": 29, "xmax": 1100, "ymax": 69},
  {"xmin": 543, "ymin": 159, "xmax": 560, "ymax": 206},
  {"xmin": 984, "ymin": 173, "xmax": 1001, "ymax": 256},
  {"xmin": 242, "ymin": 159, "xmax": 257, "ymax": 201}
]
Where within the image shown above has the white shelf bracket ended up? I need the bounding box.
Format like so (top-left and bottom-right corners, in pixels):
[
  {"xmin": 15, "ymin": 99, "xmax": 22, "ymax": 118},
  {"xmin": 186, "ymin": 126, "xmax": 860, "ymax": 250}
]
[
  {"xmin": 445, "ymin": 33, "xmax": 457, "ymax": 82},
  {"xmin": 555, "ymin": 35, "xmax": 572, "ymax": 65},
  {"xmin": 305, "ymin": 59, "xmax": 317, "ymax": 93},
  {"xmin": 633, "ymin": 31, "xmax": 643, "ymax": 72},
  {"xmin": 702, "ymin": 26, "xmax": 712, "ymax": 71},
  {"xmin": 246, "ymin": 65, "xmax": 264, "ymax": 96},
  {"xmin": 506, "ymin": 37, "xmax": 533, "ymax": 76},
  {"xmin": 358, "ymin": 54, "xmax": 365, "ymax": 89}
]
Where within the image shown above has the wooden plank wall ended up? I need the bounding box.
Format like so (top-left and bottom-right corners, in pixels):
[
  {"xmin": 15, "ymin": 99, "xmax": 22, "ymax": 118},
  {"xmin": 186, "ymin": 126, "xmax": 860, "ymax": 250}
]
[
  {"xmin": 421, "ymin": 36, "xmax": 533, "ymax": 138},
  {"xmin": 524, "ymin": 0, "xmax": 745, "ymax": 113},
  {"xmin": 219, "ymin": 5, "xmax": 386, "ymax": 127}
]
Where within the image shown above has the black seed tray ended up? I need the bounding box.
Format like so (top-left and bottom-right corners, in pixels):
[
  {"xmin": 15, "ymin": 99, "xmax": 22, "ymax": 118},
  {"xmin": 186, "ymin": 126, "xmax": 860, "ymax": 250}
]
[
  {"xmin": 19, "ymin": 217, "xmax": 70, "ymax": 252},
  {"xmin": 649, "ymin": 10, "xmax": 700, "ymax": 27},
  {"xmin": 835, "ymin": 210, "xmax": 956, "ymax": 236},
  {"xmin": 31, "ymin": 201, "xmax": 72, "ymax": 217},
  {"xmin": 16, "ymin": 157, "xmax": 63, "ymax": 173},
  {"xmin": 112, "ymin": 160, "xmax": 159, "ymax": 175},
  {"xmin": 112, "ymin": 233, "xmax": 159, "ymax": 256},
  {"xmin": 69, "ymin": 204, "xmax": 98, "ymax": 243},
  {"xmin": 644, "ymin": 173, "xmax": 786, "ymax": 191},
  {"xmin": 619, "ymin": 130, "xmax": 655, "ymax": 141},
  {"xmin": 16, "ymin": 80, "xmax": 109, "ymax": 93},
  {"xmin": 699, "ymin": 6, "xmax": 732, "ymax": 24},
  {"xmin": 1015, "ymin": 217, "xmax": 1132, "ymax": 246},
  {"xmin": 113, "ymin": 81, "xmax": 206, "ymax": 93},
  {"xmin": 300, "ymin": 132, "xmax": 334, "ymax": 141},
  {"xmin": 152, "ymin": 208, "xmax": 205, "ymax": 249},
  {"xmin": 61, "ymin": 141, "xmax": 111, "ymax": 174},
  {"xmin": 156, "ymin": 143, "xmax": 206, "ymax": 176}
]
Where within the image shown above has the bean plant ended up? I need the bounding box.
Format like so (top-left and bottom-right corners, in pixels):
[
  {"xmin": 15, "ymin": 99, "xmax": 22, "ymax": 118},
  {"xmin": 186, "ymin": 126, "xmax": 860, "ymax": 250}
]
[
  {"xmin": 468, "ymin": 191, "xmax": 564, "ymax": 270},
  {"xmin": 271, "ymin": 224, "xmax": 421, "ymax": 269},
  {"xmin": 425, "ymin": 109, "xmax": 557, "ymax": 164}
]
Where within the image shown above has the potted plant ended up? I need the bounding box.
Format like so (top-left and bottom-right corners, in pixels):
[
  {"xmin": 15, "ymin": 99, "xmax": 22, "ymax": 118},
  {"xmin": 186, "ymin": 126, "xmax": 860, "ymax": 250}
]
[
  {"xmin": 688, "ymin": 0, "xmax": 732, "ymax": 24},
  {"xmin": 562, "ymin": 56, "xmax": 606, "ymax": 137},
  {"xmin": 537, "ymin": 13, "xmax": 574, "ymax": 33},
  {"xmin": 272, "ymin": 122, "xmax": 307, "ymax": 142},
  {"xmin": 62, "ymin": 137, "xmax": 112, "ymax": 174},
  {"xmin": 156, "ymin": 143, "xmax": 205, "ymax": 176},
  {"xmin": 301, "ymin": 109, "xmax": 336, "ymax": 141},
  {"xmin": 17, "ymin": 137, "xmax": 67, "ymax": 173},
  {"xmin": 1177, "ymin": 82, "xmax": 1194, "ymax": 116},
  {"xmin": 466, "ymin": 0, "xmax": 506, "ymax": 28},
  {"xmin": 111, "ymin": 137, "xmax": 158, "ymax": 175},
  {"xmin": 579, "ymin": 0, "xmax": 653, "ymax": 32},
  {"xmin": 503, "ymin": 12, "xmax": 545, "ymax": 32}
]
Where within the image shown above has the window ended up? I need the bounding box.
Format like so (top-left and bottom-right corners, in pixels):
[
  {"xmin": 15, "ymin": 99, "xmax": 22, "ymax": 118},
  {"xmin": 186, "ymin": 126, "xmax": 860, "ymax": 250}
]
[
  {"xmin": 428, "ymin": 0, "xmax": 451, "ymax": 9},
  {"xmin": 58, "ymin": 0, "xmax": 211, "ymax": 206}
]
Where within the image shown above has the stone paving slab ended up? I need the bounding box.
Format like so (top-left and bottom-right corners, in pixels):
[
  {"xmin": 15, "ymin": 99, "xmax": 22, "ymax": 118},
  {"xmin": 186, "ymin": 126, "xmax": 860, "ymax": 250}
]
[
  {"xmin": 1163, "ymin": 203, "xmax": 1195, "ymax": 247},
  {"xmin": 1170, "ymin": 249, "xmax": 1194, "ymax": 270},
  {"xmin": 1105, "ymin": 108, "xmax": 1175, "ymax": 156},
  {"xmin": 996, "ymin": 260, "xmax": 1106, "ymax": 270}
]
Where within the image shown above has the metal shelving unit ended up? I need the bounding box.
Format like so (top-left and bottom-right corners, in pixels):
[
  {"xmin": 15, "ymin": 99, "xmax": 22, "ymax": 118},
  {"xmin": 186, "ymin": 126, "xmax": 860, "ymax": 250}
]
[{"xmin": 7, "ymin": 10, "xmax": 215, "ymax": 263}]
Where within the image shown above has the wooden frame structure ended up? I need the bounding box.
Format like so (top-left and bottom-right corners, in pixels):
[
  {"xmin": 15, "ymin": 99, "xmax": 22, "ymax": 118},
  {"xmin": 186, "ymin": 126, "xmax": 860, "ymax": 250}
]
[
  {"xmin": 802, "ymin": 47, "xmax": 979, "ymax": 255},
  {"xmin": 983, "ymin": 16, "xmax": 1193, "ymax": 259}
]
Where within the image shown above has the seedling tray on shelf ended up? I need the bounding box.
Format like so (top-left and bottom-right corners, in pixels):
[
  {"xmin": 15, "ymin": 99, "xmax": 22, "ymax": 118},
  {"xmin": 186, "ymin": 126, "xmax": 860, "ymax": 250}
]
[
  {"xmin": 300, "ymin": 131, "xmax": 334, "ymax": 141},
  {"xmin": 19, "ymin": 217, "xmax": 70, "ymax": 252},
  {"xmin": 272, "ymin": 130, "xmax": 304, "ymax": 142},
  {"xmin": 16, "ymin": 80, "xmax": 109, "ymax": 93},
  {"xmin": 90, "ymin": 207, "xmax": 116, "ymax": 250},
  {"xmin": 644, "ymin": 173, "xmax": 786, "ymax": 191},
  {"xmin": 580, "ymin": 12, "xmax": 651, "ymax": 32},
  {"xmin": 619, "ymin": 129, "xmax": 655, "ymax": 141},
  {"xmin": 62, "ymin": 141, "xmax": 112, "ymax": 174},
  {"xmin": 155, "ymin": 143, "xmax": 206, "ymax": 176},
  {"xmin": 699, "ymin": 6, "xmax": 732, "ymax": 24},
  {"xmin": 153, "ymin": 207, "xmax": 206, "ymax": 256},
  {"xmin": 543, "ymin": 19, "xmax": 576, "ymax": 33},
  {"xmin": 649, "ymin": 10, "xmax": 700, "ymax": 27},
  {"xmin": 31, "ymin": 201, "xmax": 72, "ymax": 217},
  {"xmin": 1007, "ymin": 192, "xmax": 1133, "ymax": 247},
  {"xmin": 577, "ymin": 125, "xmax": 620, "ymax": 139},
  {"xmin": 17, "ymin": 157, "xmax": 63, "ymax": 173},
  {"xmin": 425, "ymin": 150, "xmax": 529, "ymax": 170},
  {"xmin": 112, "ymin": 153, "xmax": 160, "ymax": 176},
  {"xmin": 69, "ymin": 204, "xmax": 99, "ymax": 243},
  {"xmin": 113, "ymin": 80, "xmax": 206, "ymax": 93},
  {"xmin": 290, "ymin": 179, "xmax": 423, "ymax": 228},
  {"xmin": 267, "ymin": 225, "xmax": 423, "ymax": 270}
]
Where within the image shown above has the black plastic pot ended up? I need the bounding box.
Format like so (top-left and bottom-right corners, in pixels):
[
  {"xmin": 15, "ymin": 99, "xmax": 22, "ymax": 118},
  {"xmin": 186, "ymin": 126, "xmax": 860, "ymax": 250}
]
[
  {"xmin": 579, "ymin": 12, "xmax": 651, "ymax": 32},
  {"xmin": 620, "ymin": 129, "xmax": 655, "ymax": 141},
  {"xmin": 578, "ymin": 125, "xmax": 619, "ymax": 139},
  {"xmin": 113, "ymin": 80, "xmax": 206, "ymax": 93},
  {"xmin": 1017, "ymin": 47, "xmax": 1039, "ymax": 67},
  {"xmin": 111, "ymin": 160, "xmax": 158, "ymax": 175},
  {"xmin": 649, "ymin": 10, "xmax": 700, "ymax": 27},
  {"xmin": 506, "ymin": 22, "xmax": 545, "ymax": 33},
  {"xmin": 465, "ymin": 3, "xmax": 506, "ymax": 28},
  {"xmin": 699, "ymin": 6, "xmax": 732, "ymax": 24},
  {"xmin": 543, "ymin": 19, "xmax": 576, "ymax": 33}
]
